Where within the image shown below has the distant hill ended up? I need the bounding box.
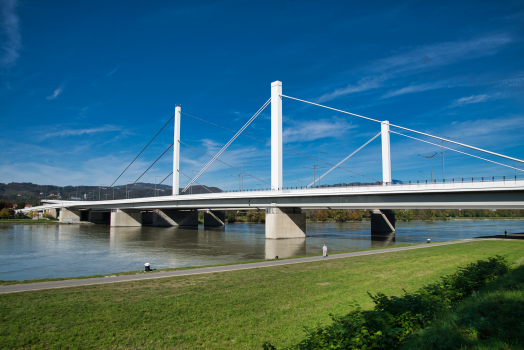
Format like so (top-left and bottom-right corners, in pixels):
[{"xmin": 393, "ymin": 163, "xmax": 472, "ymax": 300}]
[{"xmin": 0, "ymin": 182, "xmax": 222, "ymax": 201}]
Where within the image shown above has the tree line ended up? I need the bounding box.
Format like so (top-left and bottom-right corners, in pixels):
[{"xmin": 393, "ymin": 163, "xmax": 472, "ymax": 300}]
[{"xmin": 224, "ymin": 209, "xmax": 524, "ymax": 224}]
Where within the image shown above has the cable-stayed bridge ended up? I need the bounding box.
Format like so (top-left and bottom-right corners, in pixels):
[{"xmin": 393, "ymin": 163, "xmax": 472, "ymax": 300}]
[{"xmin": 27, "ymin": 81, "xmax": 524, "ymax": 239}]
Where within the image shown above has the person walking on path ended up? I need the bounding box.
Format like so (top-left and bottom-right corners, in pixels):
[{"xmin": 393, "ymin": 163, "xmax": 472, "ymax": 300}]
[{"xmin": 322, "ymin": 244, "xmax": 328, "ymax": 257}]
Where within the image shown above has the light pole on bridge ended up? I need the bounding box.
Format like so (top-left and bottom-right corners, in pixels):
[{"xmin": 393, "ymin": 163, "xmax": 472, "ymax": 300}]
[
  {"xmin": 242, "ymin": 163, "xmax": 251, "ymax": 191},
  {"xmin": 155, "ymin": 176, "xmax": 163, "ymax": 196},
  {"xmin": 304, "ymin": 165, "xmax": 318, "ymax": 188},
  {"xmin": 441, "ymin": 136, "xmax": 450, "ymax": 180},
  {"xmin": 418, "ymin": 153, "xmax": 440, "ymax": 182},
  {"xmin": 231, "ymin": 174, "xmax": 242, "ymax": 191},
  {"xmin": 419, "ymin": 171, "xmax": 424, "ymax": 181},
  {"xmin": 318, "ymin": 152, "xmax": 327, "ymax": 187}
]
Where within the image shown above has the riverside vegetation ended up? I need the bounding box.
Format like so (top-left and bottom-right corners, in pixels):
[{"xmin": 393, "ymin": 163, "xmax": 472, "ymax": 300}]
[
  {"xmin": 225, "ymin": 209, "xmax": 524, "ymax": 223},
  {"xmin": 0, "ymin": 240, "xmax": 523, "ymax": 349},
  {"xmin": 263, "ymin": 256, "xmax": 517, "ymax": 349}
]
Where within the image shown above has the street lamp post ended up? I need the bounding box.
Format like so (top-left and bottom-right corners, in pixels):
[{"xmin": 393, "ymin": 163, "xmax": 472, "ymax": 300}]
[
  {"xmin": 441, "ymin": 136, "xmax": 450, "ymax": 180},
  {"xmin": 126, "ymin": 181, "xmax": 132, "ymax": 199},
  {"xmin": 242, "ymin": 163, "xmax": 251, "ymax": 191},
  {"xmin": 154, "ymin": 176, "xmax": 162, "ymax": 197},
  {"xmin": 419, "ymin": 171, "xmax": 424, "ymax": 181},
  {"xmin": 304, "ymin": 165, "xmax": 318, "ymax": 187},
  {"xmin": 297, "ymin": 180, "xmax": 303, "ymax": 188},
  {"xmin": 190, "ymin": 170, "xmax": 197, "ymax": 194},
  {"xmin": 318, "ymin": 152, "xmax": 327, "ymax": 187},
  {"xmin": 231, "ymin": 174, "xmax": 242, "ymax": 191},
  {"xmin": 418, "ymin": 153, "xmax": 440, "ymax": 182}
]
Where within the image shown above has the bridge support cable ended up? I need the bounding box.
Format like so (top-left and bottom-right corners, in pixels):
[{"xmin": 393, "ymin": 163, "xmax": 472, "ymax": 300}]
[
  {"xmin": 109, "ymin": 114, "xmax": 175, "ymax": 188},
  {"xmin": 118, "ymin": 143, "xmax": 174, "ymax": 198},
  {"xmin": 181, "ymin": 111, "xmax": 378, "ymax": 183},
  {"xmin": 181, "ymin": 98, "xmax": 271, "ymax": 193},
  {"xmin": 179, "ymin": 140, "xmax": 271, "ymax": 186},
  {"xmin": 306, "ymin": 132, "xmax": 382, "ymax": 188},
  {"xmin": 281, "ymin": 94, "xmax": 524, "ymax": 164},
  {"xmin": 179, "ymin": 170, "xmax": 215, "ymax": 193},
  {"xmin": 390, "ymin": 131, "xmax": 524, "ymax": 173}
]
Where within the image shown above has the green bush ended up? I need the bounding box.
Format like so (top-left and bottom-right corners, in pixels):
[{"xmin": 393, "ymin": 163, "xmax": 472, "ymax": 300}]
[{"xmin": 264, "ymin": 256, "xmax": 511, "ymax": 350}]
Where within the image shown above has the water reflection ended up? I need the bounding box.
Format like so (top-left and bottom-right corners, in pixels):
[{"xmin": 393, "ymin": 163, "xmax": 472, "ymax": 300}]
[
  {"xmin": 265, "ymin": 238, "xmax": 306, "ymax": 259},
  {"xmin": 1, "ymin": 219, "xmax": 522, "ymax": 281},
  {"xmin": 370, "ymin": 232, "xmax": 396, "ymax": 248}
]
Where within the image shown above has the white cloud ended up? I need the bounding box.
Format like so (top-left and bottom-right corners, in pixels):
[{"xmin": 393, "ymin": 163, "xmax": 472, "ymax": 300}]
[
  {"xmin": 318, "ymin": 33, "xmax": 512, "ymax": 102},
  {"xmin": 316, "ymin": 77, "xmax": 385, "ymax": 103},
  {"xmin": 382, "ymin": 82, "xmax": 445, "ymax": 99},
  {"xmin": 448, "ymin": 94, "xmax": 491, "ymax": 108},
  {"xmin": 0, "ymin": 0, "xmax": 20, "ymax": 67},
  {"xmin": 42, "ymin": 125, "xmax": 121, "ymax": 138},
  {"xmin": 283, "ymin": 118, "xmax": 356, "ymax": 143},
  {"xmin": 106, "ymin": 65, "xmax": 119, "ymax": 76},
  {"xmin": 46, "ymin": 86, "xmax": 64, "ymax": 100},
  {"xmin": 372, "ymin": 34, "xmax": 512, "ymax": 75}
]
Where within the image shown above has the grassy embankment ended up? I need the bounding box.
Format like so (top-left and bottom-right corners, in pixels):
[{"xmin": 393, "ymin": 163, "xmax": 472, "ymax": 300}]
[
  {"xmin": 0, "ymin": 244, "xmax": 418, "ymax": 286},
  {"xmin": 1, "ymin": 240, "xmax": 523, "ymax": 349},
  {"xmin": 0, "ymin": 219, "xmax": 59, "ymax": 224},
  {"xmin": 401, "ymin": 261, "xmax": 524, "ymax": 349}
]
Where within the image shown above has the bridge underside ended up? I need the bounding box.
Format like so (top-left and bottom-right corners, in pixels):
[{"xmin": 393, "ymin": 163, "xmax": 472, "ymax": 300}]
[{"xmin": 46, "ymin": 183, "xmax": 524, "ymax": 239}]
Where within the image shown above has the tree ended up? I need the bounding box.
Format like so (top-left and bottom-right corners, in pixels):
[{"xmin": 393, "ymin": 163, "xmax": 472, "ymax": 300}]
[
  {"xmin": 316, "ymin": 210, "xmax": 328, "ymax": 221},
  {"xmin": 0, "ymin": 207, "xmax": 13, "ymax": 219},
  {"xmin": 225, "ymin": 211, "xmax": 236, "ymax": 223},
  {"xmin": 334, "ymin": 210, "xmax": 347, "ymax": 222},
  {"xmin": 27, "ymin": 210, "xmax": 38, "ymax": 218}
]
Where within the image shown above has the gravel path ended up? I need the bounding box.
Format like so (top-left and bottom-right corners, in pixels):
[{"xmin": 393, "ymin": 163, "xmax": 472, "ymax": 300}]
[{"xmin": 0, "ymin": 239, "xmax": 484, "ymax": 294}]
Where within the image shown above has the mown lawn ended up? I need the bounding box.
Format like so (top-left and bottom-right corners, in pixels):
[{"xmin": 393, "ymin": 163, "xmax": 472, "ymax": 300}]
[{"xmin": 1, "ymin": 240, "xmax": 523, "ymax": 349}]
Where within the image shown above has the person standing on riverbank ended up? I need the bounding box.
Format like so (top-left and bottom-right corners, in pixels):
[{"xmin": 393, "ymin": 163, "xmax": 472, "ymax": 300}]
[{"xmin": 322, "ymin": 244, "xmax": 328, "ymax": 257}]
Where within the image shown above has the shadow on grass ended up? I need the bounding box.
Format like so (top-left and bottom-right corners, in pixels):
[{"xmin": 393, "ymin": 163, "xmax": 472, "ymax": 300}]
[{"xmin": 401, "ymin": 264, "xmax": 524, "ymax": 350}]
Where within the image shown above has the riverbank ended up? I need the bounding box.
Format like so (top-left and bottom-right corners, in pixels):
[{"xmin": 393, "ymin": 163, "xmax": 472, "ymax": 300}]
[{"xmin": 1, "ymin": 239, "xmax": 523, "ymax": 349}]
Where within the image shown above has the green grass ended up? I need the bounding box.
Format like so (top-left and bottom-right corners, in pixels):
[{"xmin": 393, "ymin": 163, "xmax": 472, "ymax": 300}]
[
  {"xmin": 0, "ymin": 243, "xmax": 418, "ymax": 286},
  {"xmin": 0, "ymin": 219, "xmax": 59, "ymax": 224},
  {"xmin": 1, "ymin": 240, "xmax": 523, "ymax": 349},
  {"xmin": 401, "ymin": 257, "xmax": 524, "ymax": 350}
]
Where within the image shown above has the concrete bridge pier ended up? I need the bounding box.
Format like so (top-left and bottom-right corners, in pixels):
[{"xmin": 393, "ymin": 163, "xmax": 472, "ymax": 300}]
[
  {"xmin": 151, "ymin": 209, "xmax": 198, "ymax": 226},
  {"xmin": 204, "ymin": 210, "xmax": 225, "ymax": 226},
  {"xmin": 43, "ymin": 208, "xmax": 58, "ymax": 219},
  {"xmin": 265, "ymin": 207, "xmax": 306, "ymax": 239},
  {"xmin": 110, "ymin": 209, "xmax": 142, "ymax": 227},
  {"xmin": 59, "ymin": 208, "xmax": 82, "ymax": 223},
  {"xmin": 371, "ymin": 209, "xmax": 396, "ymax": 233}
]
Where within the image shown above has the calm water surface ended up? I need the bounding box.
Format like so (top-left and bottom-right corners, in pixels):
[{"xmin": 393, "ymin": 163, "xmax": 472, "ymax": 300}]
[{"xmin": 0, "ymin": 220, "xmax": 522, "ymax": 281}]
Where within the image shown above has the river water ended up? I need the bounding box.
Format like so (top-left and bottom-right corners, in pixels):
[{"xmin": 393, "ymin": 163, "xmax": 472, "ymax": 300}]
[{"xmin": 0, "ymin": 220, "xmax": 522, "ymax": 281}]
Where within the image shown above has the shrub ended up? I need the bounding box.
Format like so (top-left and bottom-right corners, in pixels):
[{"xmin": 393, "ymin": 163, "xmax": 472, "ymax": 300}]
[{"xmin": 264, "ymin": 256, "xmax": 511, "ymax": 349}]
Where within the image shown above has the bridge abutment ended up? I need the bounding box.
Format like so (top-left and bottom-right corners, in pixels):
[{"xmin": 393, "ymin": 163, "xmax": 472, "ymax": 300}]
[
  {"xmin": 204, "ymin": 210, "xmax": 225, "ymax": 226},
  {"xmin": 265, "ymin": 207, "xmax": 306, "ymax": 239},
  {"xmin": 151, "ymin": 209, "xmax": 198, "ymax": 226},
  {"xmin": 110, "ymin": 209, "xmax": 142, "ymax": 227},
  {"xmin": 59, "ymin": 208, "xmax": 81, "ymax": 223},
  {"xmin": 371, "ymin": 209, "xmax": 396, "ymax": 233}
]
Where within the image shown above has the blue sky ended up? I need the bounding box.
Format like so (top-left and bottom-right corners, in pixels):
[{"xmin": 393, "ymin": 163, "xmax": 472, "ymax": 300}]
[{"xmin": 1, "ymin": 0, "xmax": 523, "ymax": 191}]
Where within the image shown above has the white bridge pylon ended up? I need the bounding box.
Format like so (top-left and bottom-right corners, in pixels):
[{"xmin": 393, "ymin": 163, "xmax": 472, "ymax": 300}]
[{"xmin": 173, "ymin": 81, "xmax": 524, "ymax": 195}]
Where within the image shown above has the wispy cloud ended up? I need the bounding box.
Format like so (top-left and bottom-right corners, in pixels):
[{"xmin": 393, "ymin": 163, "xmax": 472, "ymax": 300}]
[
  {"xmin": 318, "ymin": 33, "xmax": 513, "ymax": 102},
  {"xmin": 46, "ymin": 85, "xmax": 64, "ymax": 100},
  {"xmin": 316, "ymin": 77, "xmax": 385, "ymax": 103},
  {"xmin": 382, "ymin": 82, "xmax": 445, "ymax": 99},
  {"xmin": 449, "ymin": 94, "xmax": 493, "ymax": 108},
  {"xmin": 106, "ymin": 65, "xmax": 119, "ymax": 76},
  {"xmin": 283, "ymin": 118, "xmax": 356, "ymax": 143},
  {"xmin": 372, "ymin": 34, "xmax": 512, "ymax": 75},
  {"xmin": 0, "ymin": 0, "xmax": 21, "ymax": 67},
  {"xmin": 42, "ymin": 125, "xmax": 121, "ymax": 138}
]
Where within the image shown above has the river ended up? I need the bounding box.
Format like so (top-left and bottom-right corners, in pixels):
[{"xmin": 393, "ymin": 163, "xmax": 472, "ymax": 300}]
[{"xmin": 0, "ymin": 220, "xmax": 521, "ymax": 281}]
